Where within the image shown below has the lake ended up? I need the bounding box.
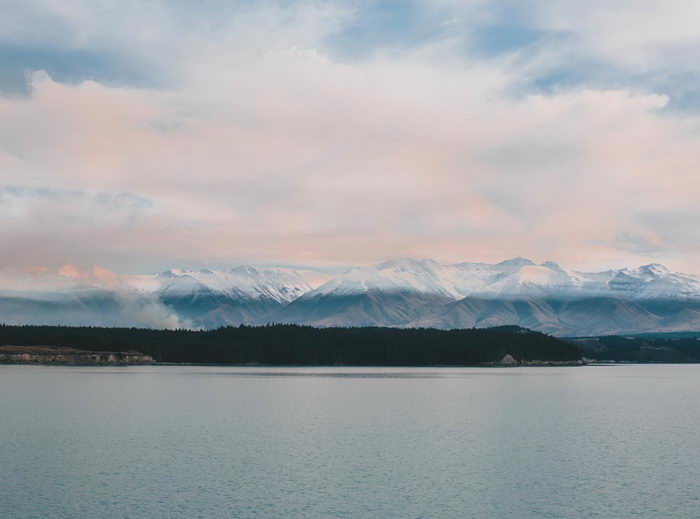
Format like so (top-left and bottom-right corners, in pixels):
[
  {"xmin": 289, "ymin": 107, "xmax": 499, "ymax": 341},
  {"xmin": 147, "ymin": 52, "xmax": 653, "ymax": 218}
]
[{"xmin": 2, "ymin": 364, "xmax": 699, "ymax": 518}]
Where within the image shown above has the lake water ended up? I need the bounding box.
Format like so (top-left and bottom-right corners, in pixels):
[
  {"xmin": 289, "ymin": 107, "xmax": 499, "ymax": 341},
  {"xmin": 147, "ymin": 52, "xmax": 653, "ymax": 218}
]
[{"xmin": 2, "ymin": 365, "xmax": 699, "ymax": 518}]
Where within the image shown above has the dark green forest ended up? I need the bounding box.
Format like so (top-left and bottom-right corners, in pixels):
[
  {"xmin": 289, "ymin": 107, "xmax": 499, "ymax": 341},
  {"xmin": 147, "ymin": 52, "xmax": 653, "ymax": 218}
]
[
  {"xmin": 0, "ymin": 324, "xmax": 581, "ymax": 365},
  {"xmin": 572, "ymin": 334, "xmax": 700, "ymax": 363}
]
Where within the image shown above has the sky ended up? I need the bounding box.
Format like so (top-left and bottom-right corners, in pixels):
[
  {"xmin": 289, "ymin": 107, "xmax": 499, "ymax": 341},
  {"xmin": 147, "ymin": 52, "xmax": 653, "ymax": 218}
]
[{"xmin": 0, "ymin": 0, "xmax": 699, "ymax": 274}]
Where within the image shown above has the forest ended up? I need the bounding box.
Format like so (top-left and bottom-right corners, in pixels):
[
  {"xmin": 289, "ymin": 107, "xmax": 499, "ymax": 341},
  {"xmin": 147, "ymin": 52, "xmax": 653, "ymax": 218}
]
[
  {"xmin": 0, "ymin": 324, "xmax": 581, "ymax": 365},
  {"xmin": 572, "ymin": 333, "xmax": 700, "ymax": 363}
]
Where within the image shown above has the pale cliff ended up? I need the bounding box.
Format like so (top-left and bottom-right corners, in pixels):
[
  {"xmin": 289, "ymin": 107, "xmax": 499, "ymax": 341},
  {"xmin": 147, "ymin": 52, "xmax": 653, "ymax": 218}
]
[{"xmin": 0, "ymin": 345, "xmax": 155, "ymax": 365}]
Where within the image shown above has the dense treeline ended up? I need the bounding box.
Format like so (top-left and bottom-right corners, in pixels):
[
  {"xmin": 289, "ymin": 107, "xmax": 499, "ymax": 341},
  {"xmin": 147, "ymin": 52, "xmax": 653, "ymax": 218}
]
[
  {"xmin": 0, "ymin": 324, "xmax": 581, "ymax": 365},
  {"xmin": 573, "ymin": 334, "xmax": 700, "ymax": 363}
]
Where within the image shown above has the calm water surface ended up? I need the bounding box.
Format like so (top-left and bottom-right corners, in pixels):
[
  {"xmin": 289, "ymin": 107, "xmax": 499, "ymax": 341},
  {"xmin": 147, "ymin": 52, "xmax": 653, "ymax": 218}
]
[{"xmin": 2, "ymin": 364, "xmax": 700, "ymax": 518}]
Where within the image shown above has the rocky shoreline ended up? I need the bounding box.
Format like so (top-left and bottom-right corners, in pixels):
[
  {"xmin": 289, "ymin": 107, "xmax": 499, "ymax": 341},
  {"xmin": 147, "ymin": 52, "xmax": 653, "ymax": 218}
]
[
  {"xmin": 0, "ymin": 346, "xmax": 155, "ymax": 366},
  {"xmin": 485, "ymin": 354, "xmax": 586, "ymax": 367},
  {"xmin": 0, "ymin": 347, "xmax": 584, "ymax": 367}
]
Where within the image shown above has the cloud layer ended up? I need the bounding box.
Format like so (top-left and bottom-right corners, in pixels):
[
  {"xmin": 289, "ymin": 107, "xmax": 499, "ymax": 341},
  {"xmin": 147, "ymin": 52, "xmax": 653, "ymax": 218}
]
[{"xmin": 0, "ymin": 1, "xmax": 699, "ymax": 273}]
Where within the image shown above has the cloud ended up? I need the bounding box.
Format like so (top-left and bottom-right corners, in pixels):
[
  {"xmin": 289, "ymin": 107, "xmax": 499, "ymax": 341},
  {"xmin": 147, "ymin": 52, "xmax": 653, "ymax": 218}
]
[
  {"xmin": 115, "ymin": 294, "xmax": 193, "ymax": 330},
  {"xmin": 0, "ymin": 1, "xmax": 698, "ymax": 274},
  {"xmin": 0, "ymin": 263, "xmax": 192, "ymax": 329}
]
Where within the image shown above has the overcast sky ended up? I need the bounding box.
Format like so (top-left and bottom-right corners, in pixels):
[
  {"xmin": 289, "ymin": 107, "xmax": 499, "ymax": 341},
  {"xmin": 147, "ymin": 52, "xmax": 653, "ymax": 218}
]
[{"xmin": 1, "ymin": 0, "xmax": 699, "ymax": 274}]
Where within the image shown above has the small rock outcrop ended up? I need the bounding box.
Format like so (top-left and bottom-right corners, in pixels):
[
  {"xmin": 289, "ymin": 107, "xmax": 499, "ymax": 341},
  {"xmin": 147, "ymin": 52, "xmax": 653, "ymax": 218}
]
[{"xmin": 499, "ymin": 354, "xmax": 519, "ymax": 365}]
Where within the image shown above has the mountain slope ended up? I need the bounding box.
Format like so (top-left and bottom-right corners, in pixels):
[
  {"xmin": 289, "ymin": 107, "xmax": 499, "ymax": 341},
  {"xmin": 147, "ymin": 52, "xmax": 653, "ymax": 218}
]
[
  {"xmin": 1, "ymin": 258, "xmax": 699, "ymax": 335},
  {"xmin": 267, "ymin": 290, "xmax": 453, "ymax": 327},
  {"xmin": 144, "ymin": 267, "xmax": 315, "ymax": 327}
]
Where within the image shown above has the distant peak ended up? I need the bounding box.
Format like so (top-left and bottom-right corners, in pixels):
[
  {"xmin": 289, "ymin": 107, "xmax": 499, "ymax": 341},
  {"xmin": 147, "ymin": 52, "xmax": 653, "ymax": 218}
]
[
  {"xmin": 497, "ymin": 257, "xmax": 535, "ymax": 267},
  {"xmin": 377, "ymin": 258, "xmax": 436, "ymax": 270},
  {"xmin": 639, "ymin": 263, "xmax": 670, "ymax": 276},
  {"xmin": 231, "ymin": 265, "xmax": 260, "ymax": 274},
  {"xmin": 541, "ymin": 261, "xmax": 562, "ymax": 271},
  {"xmin": 640, "ymin": 263, "xmax": 668, "ymax": 271}
]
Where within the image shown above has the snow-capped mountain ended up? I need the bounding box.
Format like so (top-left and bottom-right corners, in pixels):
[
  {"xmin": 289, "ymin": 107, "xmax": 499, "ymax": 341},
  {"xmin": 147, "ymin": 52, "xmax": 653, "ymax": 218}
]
[
  {"xmin": 1, "ymin": 258, "xmax": 699, "ymax": 335},
  {"xmin": 0, "ymin": 264, "xmax": 324, "ymax": 329},
  {"xmin": 607, "ymin": 263, "xmax": 700, "ymax": 299},
  {"xmin": 132, "ymin": 266, "xmax": 314, "ymax": 303},
  {"xmin": 267, "ymin": 258, "xmax": 700, "ymax": 333},
  {"xmin": 273, "ymin": 257, "xmax": 700, "ymax": 301},
  {"xmin": 134, "ymin": 266, "xmax": 320, "ymax": 328}
]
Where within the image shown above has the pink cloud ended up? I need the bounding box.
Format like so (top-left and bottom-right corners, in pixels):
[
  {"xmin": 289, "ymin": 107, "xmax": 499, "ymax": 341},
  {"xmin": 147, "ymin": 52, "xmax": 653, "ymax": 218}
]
[{"xmin": 0, "ymin": 6, "xmax": 698, "ymax": 274}]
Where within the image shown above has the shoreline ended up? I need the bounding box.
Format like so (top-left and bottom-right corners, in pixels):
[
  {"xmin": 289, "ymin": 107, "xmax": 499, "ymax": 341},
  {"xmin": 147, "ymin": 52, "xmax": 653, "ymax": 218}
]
[{"xmin": 0, "ymin": 346, "xmax": 155, "ymax": 366}]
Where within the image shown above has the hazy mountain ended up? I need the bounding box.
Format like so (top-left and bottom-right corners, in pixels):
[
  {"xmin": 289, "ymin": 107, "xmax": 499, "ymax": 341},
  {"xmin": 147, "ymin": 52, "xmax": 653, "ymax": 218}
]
[
  {"xmin": 0, "ymin": 264, "xmax": 320, "ymax": 329},
  {"xmin": 139, "ymin": 267, "xmax": 315, "ymax": 328},
  {"xmin": 1, "ymin": 258, "xmax": 699, "ymax": 335}
]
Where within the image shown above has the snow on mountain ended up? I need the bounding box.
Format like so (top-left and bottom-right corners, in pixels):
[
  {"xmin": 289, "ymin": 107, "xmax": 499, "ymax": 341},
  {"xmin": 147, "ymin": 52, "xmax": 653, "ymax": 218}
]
[
  {"xmin": 8, "ymin": 259, "xmax": 696, "ymax": 303},
  {"xmin": 128, "ymin": 266, "xmax": 323, "ymax": 328},
  {"xmin": 268, "ymin": 258, "xmax": 700, "ymax": 334},
  {"xmin": 300, "ymin": 257, "xmax": 570, "ymax": 301},
  {"xmin": 136, "ymin": 266, "xmax": 316, "ymax": 303},
  {"xmin": 0, "ymin": 264, "xmax": 322, "ymax": 329},
  {"xmin": 2, "ymin": 258, "xmax": 699, "ymax": 334},
  {"xmin": 305, "ymin": 259, "xmax": 464, "ymax": 299},
  {"xmin": 495, "ymin": 257, "xmax": 536, "ymax": 268},
  {"xmin": 473, "ymin": 264, "xmax": 576, "ymax": 296},
  {"xmin": 608, "ymin": 264, "xmax": 700, "ymax": 299},
  {"xmin": 0, "ymin": 265, "xmax": 191, "ymax": 329},
  {"xmin": 299, "ymin": 258, "xmax": 700, "ymax": 301}
]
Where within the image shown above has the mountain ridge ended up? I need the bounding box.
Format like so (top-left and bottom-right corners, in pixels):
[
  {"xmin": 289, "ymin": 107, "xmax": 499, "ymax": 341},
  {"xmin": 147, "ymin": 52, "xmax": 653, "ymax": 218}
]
[{"xmin": 1, "ymin": 258, "xmax": 699, "ymax": 335}]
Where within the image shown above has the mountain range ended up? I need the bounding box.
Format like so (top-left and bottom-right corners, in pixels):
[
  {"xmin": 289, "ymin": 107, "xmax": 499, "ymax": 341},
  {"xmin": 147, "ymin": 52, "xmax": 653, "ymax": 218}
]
[{"xmin": 1, "ymin": 258, "xmax": 699, "ymax": 336}]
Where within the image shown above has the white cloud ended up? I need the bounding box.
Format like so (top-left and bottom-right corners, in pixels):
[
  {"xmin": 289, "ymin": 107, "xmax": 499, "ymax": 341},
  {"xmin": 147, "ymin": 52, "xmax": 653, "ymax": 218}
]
[
  {"xmin": 0, "ymin": 1, "xmax": 698, "ymax": 274},
  {"xmin": 533, "ymin": 1, "xmax": 700, "ymax": 69}
]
